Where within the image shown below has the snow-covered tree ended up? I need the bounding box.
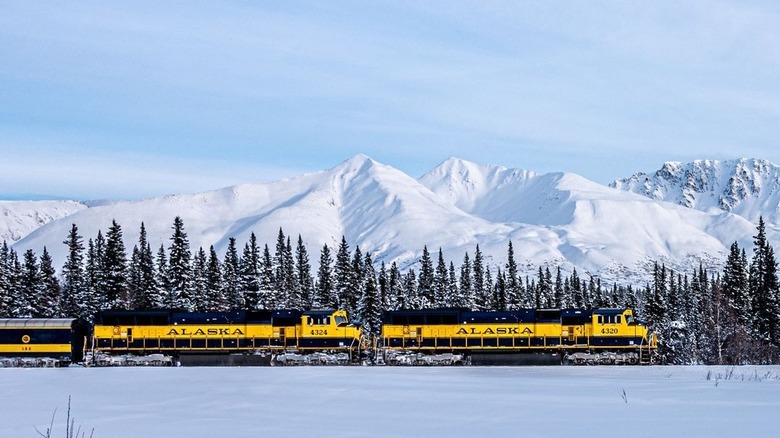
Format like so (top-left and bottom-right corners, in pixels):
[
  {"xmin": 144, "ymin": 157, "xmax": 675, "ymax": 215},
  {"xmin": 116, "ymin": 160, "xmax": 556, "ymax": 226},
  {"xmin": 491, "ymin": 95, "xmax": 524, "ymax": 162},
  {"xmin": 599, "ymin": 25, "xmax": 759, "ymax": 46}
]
[
  {"xmin": 294, "ymin": 235, "xmax": 314, "ymax": 310},
  {"xmin": 154, "ymin": 244, "xmax": 170, "ymax": 309},
  {"xmin": 314, "ymin": 243, "xmax": 335, "ymax": 308},
  {"xmin": 19, "ymin": 249, "xmax": 39, "ymax": 317},
  {"xmin": 459, "ymin": 252, "xmax": 472, "ymax": 309},
  {"xmin": 258, "ymin": 244, "xmax": 275, "ymax": 309},
  {"xmin": 128, "ymin": 222, "xmax": 157, "ymax": 310},
  {"xmin": 432, "ymin": 248, "xmax": 449, "ymax": 307},
  {"xmin": 61, "ymin": 224, "xmax": 88, "ymax": 319},
  {"xmin": 240, "ymin": 233, "xmax": 261, "ymax": 310},
  {"xmin": 417, "ymin": 246, "xmax": 434, "ymax": 308},
  {"xmin": 37, "ymin": 247, "xmax": 61, "ymax": 317},
  {"xmin": 223, "ymin": 237, "xmax": 242, "ymax": 309},
  {"xmin": 358, "ymin": 252, "xmax": 382, "ymax": 337},
  {"xmin": 191, "ymin": 247, "xmax": 210, "ymax": 312},
  {"xmin": 206, "ymin": 246, "xmax": 225, "ymax": 310},
  {"xmin": 103, "ymin": 219, "xmax": 128, "ymax": 309},
  {"xmin": 387, "ymin": 262, "xmax": 404, "ymax": 310}
]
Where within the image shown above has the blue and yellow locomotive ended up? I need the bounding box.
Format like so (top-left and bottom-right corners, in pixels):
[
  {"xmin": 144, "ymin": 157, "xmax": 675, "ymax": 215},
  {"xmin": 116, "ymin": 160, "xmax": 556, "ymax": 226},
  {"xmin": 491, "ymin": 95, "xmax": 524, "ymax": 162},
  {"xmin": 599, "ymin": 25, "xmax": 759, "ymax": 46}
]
[
  {"xmin": 91, "ymin": 308, "xmax": 364, "ymax": 365},
  {"xmin": 379, "ymin": 307, "xmax": 656, "ymax": 365}
]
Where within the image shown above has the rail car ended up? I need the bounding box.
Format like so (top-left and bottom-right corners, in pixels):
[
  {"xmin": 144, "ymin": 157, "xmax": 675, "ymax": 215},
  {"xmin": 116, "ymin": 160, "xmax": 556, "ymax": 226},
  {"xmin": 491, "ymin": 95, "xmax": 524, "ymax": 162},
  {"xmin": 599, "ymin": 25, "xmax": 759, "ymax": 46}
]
[
  {"xmin": 0, "ymin": 318, "xmax": 90, "ymax": 367},
  {"xmin": 91, "ymin": 308, "xmax": 364, "ymax": 366},
  {"xmin": 378, "ymin": 308, "xmax": 657, "ymax": 365}
]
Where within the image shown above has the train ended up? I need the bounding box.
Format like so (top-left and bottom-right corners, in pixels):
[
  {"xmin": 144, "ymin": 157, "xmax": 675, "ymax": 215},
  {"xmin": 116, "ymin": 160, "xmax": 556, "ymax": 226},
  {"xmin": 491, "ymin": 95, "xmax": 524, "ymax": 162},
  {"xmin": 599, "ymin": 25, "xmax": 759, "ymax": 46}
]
[
  {"xmin": 0, "ymin": 307, "xmax": 657, "ymax": 367},
  {"xmin": 379, "ymin": 307, "xmax": 656, "ymax": 365}
]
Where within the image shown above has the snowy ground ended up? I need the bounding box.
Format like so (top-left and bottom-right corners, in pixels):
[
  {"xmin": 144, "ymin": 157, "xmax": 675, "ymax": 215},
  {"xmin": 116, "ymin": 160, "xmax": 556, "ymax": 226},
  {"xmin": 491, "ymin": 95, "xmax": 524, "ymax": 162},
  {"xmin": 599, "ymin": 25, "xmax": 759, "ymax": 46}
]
[{"xmin": 1, "ymin": 365, "xmax": 779, "ymax": 438}]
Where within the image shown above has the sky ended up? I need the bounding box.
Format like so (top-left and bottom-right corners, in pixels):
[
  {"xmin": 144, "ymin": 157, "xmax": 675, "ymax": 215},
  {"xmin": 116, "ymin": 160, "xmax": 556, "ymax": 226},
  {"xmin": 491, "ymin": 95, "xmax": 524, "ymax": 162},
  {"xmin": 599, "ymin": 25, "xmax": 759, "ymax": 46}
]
[{"xmin": 1, "ymin": 1, "xmax": 779, "ymax": 200}]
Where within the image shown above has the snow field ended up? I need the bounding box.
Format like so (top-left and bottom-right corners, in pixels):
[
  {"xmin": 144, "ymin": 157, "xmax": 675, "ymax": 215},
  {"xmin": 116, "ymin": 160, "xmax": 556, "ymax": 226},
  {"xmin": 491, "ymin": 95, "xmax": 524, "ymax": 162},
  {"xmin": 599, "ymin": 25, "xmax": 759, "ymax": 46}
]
[{"xmin": 1, "ymin": 365, "xmax": 779, "ymax": 438}]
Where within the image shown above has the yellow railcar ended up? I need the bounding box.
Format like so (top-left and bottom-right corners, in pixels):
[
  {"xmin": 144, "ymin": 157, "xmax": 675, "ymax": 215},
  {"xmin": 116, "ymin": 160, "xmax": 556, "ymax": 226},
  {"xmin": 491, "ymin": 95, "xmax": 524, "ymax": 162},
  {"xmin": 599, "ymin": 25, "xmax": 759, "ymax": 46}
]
[
  {"xmin": 92, "ymin": 309, "xmax": 363, "ymax": 365},
  {"xmin": 380, "ymin": 308, "xmax": 656, "ymax": 365}
]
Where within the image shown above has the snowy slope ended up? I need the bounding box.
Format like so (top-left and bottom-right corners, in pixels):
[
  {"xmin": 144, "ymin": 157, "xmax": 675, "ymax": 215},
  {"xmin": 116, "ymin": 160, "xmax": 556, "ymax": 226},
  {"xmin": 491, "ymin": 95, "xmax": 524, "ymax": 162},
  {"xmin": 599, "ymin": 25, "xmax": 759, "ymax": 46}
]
[
  {"xmin": 420, "ymin": 158, "xmax": 758, "ymax": 277},
  {"xmin": 2, "ymin": 366, "xmax": 779, "ymax": 438},
  {"xmin": 0, "ymin": 200, "xmax": 87, "ymax": 244},
  {"xmin": 10, "ymin": 155, "xmax": 770, "ymax": 282},
  {"xmin": 612, "ymin": 158, "xmax": 780, "ymax": 225},
  {"xmin": 14, "ymin": 155, "xmax": 512, "ymax": 272}
]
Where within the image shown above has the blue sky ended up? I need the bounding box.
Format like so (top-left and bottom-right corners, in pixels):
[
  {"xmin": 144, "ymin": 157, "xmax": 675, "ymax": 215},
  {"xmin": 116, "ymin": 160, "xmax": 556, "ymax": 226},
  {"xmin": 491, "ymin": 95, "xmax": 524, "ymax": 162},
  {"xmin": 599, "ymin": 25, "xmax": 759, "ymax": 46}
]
[{"xmin": 2, "ymin": 1, "xmax": 779, "ymax": 200}]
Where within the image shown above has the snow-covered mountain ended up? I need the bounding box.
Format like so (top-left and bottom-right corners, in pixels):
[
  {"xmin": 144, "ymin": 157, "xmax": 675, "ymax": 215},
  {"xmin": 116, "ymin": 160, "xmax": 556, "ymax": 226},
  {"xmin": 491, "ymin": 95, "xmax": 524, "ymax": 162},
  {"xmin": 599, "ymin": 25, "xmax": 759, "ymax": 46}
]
[
  {"xmin": 0, "ymin": 200, "xmax": 88, "ymax": 244},
  {"xmin": 611, "ymin": 158, "xmax": 780, "ymax": 226},
  {"xmin": 14, "ymin": 155, "xmax": 511, "ymax": 272},
  {"xmin": 9, "ymin": 155, "xmax": 776, "ymax": 283}
]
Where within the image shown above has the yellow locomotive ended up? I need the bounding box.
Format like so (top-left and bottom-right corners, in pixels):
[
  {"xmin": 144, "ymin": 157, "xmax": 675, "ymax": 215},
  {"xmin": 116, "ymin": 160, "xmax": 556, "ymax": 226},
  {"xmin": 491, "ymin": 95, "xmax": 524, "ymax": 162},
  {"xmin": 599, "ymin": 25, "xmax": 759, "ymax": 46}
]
[
  {"xmin": 92, "ymin": 309, "xmax": 364, "ymax": 366},
  {"xmin": 379, "ymin": 308, "xmax": 656, "ymax": 365}
]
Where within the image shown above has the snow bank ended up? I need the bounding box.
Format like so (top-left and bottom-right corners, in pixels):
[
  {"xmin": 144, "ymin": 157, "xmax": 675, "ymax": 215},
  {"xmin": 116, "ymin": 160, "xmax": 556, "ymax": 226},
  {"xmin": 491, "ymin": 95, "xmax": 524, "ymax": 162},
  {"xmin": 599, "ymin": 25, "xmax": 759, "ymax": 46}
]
[{"xmin": 1, "ymin": 365, "xmax": 778, "ymax": 437}]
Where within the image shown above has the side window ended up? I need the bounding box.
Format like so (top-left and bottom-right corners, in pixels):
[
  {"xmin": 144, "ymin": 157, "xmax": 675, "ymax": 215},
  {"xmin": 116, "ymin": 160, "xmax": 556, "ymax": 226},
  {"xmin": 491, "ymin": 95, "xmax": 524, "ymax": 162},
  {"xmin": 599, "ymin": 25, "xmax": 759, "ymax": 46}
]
[
  {"xmin": 616, "ymin": 315, "xmax": 621, "ymax": 324},
  {"xmin": 597, "ymin": 315, "xmax": 603, "ymax": 324}
]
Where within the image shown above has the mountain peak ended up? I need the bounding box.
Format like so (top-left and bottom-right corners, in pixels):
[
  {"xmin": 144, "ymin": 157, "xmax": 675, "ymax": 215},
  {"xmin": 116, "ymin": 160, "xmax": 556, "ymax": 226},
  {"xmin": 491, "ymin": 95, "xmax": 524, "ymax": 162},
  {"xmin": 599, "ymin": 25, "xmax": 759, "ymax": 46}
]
[
  {"xmin": 340, "ymin": 153, "xmax": 375, "ymax": 168},
  {"xmin": 612, "ymin": 158, "xmax": 780, "ymax": 222}
]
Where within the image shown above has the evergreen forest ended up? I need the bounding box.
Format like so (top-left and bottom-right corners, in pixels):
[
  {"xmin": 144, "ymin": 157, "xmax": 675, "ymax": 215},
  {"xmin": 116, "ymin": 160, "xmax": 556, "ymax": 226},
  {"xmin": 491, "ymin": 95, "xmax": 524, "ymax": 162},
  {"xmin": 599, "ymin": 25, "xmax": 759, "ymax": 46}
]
[{"xmin": 1, "ymin": 216, "xmax": 779, "ymax": 365}]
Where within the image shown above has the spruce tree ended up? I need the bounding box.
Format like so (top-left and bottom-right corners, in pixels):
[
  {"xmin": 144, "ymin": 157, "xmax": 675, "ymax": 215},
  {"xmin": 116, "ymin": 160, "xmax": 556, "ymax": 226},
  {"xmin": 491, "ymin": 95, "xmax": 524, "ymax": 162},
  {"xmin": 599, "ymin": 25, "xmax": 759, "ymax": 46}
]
[
  {"xmin": 403, "ymin": 269, "xmax": 417, "ymax": 309},
  {"xmin": 239, "ymin": 243, "xmax": 257, "ymax": 309},
  {"xmin": 570, "ymin": 268, "xmax": 584, "ymax": 308},
  {"xmin": 223, "ymin": 237, "xmax": 242, "ymax": 309},
  {"xmin": 494, "ymin": 269, "xmax": 507, "ymax": 310},
  {"xmin": 0, "ymin": 242, "xmax": 10, "ymax": 317},
  {"xmin": 103, "ymin": 220, "xmax": 128, "ymax": 308},
  {"xmin": 315, "ymin": 244, "xmax": 335, "ymax": 308},
  {"xmin": 294, "ymin": 235, "xmax": 313, "ymax": 310},
  {"xmin": 483, "ymin": 265, "xmax": 494, "ymax": 310},
  {"xmin": 432, "ymin": 248, "xmax": 449, "ymax": 307},
  {"xmin": 459, "ymin": 252, "xmax": 472, "ymax": 309},
  {"xmin": 448, "ymin": 261, "xmax": 459, "ymax": 308},
  {"xmin": 284, "ymin": 237, "xmax": 299, "ymax": 308},
  {"xmin": 472, "ymin": 245, "xmax": 484, "ymax": 310},
  {"xmin": 191, "ymin": 247, "xmax": 210, "ymax": 312},
  {"xmin": 167, "ymin": 216, "xmax": 193, "ymax": 310},
  {"xmin": 19, "ymin": 249, "xmax": 39, "ymax": 318},
  {"xmin": 378, "ymin": 261, "xmax": 388, "ymax": 310},
  {"xmin": 61, "ymin": 224, "xmax": 87, "ymax": 318},
  {"xmin": 387, "ymin": 262, "xmax": 404, "ymax": 310},
  {"xmin": 84, "ymin": 233, "xmax": 106, "ymax": 314},
  {"xmin": 37, "ymin": 247, "xmax": 61, "ymax": 317},
  {"xmin": 347, "ymin": 246, "xmax": 364, "ymax": 314},
  {"xmin": 258, "ymin": 244, "xmax": 275, "ymax": 309},
  {"xmin": 506, "ymin": 242, "xmax": 521, "ymax": 309},
  {"xmin": 334, "ymin": 236, "xmax": 352, "ymax": 311},
  {"xmin": 274, "ymin": 229, "xmax": 296, "ymax": 308},
  {"xmin": 206, "ymin": 245, "xmax": 226, "ymax": 310},
  {"xmin": 7, "ymin": 251, "xmax": 23, "ymax": 317},
  {"xmin": 537, "ymin": 267, "xmax": 553, "ymax": 308},
  {"xmin": 749, "ymin": 217, "xmax": 780, "ymax": 350},
  {"xmin": 417, "ymin": 246, "xmax": 434, "ymax": 308},
  {"xmin": 358, "ymin": 253, "xmax": 382, "ymax": 337},
  {"xmin": 240, "ymin": 233, "xmax": 261, "ymax": 310},
  {"xmin": 154, "ymin": 244, "xmax": 170, "ymax": 309},
  {"xmin": 128, "ymin": 223, "xmax": 157, "ymax": 310}
]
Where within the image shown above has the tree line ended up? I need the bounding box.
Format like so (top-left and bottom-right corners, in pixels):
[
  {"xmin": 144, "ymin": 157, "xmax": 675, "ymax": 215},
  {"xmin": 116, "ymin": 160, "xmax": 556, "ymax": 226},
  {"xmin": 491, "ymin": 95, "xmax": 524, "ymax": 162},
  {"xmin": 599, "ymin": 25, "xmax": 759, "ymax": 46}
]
[
  {"xmin": 0, "ymin": 216, "xmax": 778, "ymax": 363},
  {"xmin": 643, "ymin": 217, "xmax": 780, "ymax": 365}
]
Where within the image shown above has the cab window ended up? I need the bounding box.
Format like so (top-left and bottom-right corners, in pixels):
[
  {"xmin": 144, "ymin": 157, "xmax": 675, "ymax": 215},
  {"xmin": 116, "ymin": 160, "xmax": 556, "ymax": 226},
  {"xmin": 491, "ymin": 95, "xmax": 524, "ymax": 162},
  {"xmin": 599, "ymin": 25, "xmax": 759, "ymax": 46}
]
[
  {"xmin": 334, "ymin": 315, "xmax": 348, "ymax": 326},
  {"xmin": 599, "ymin": 314, "xmax": 622, "ymax": 324}
]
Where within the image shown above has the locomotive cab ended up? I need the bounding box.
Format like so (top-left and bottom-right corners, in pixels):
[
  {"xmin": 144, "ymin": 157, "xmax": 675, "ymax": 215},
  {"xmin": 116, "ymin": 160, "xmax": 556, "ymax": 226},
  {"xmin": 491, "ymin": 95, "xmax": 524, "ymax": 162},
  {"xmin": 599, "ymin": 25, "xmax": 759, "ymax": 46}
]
[
  {"xmin": 591, "ymin": 308, "xmax": 656, "ymax": 350},
  {"xmin": 300, "ymin": 310, "xmax": 362, "ymax": 348}
]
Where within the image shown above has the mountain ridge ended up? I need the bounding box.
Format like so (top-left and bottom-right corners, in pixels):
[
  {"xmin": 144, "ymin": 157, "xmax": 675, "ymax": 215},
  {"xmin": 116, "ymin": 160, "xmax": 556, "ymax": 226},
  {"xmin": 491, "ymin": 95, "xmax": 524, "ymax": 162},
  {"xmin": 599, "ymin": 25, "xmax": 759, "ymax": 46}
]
[
  {"xmin": 611, "ymin": 158, "xmax": 780, "ymax": 226},
  {"xmin": 7, "ymin": 155, "xmax": 777, "ymax": 284}
]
